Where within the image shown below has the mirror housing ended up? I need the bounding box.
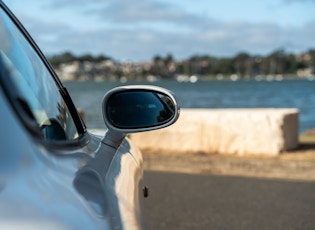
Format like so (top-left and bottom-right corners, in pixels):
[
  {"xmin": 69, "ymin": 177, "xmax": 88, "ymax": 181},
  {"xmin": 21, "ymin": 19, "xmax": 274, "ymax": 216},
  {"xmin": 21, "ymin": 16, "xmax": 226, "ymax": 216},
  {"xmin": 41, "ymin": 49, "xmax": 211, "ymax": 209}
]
[{"xmin": 102, "ymin": 85, "xmax": 180, "ymax": 135}]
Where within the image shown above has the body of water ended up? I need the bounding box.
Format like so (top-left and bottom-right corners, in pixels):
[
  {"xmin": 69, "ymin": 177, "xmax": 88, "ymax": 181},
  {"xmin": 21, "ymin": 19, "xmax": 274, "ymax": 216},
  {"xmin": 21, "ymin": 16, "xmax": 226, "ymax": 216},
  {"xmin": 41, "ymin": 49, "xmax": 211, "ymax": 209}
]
[{"xmin": 64, "ymin": 79, "xmax": 315, "ymax": 134}]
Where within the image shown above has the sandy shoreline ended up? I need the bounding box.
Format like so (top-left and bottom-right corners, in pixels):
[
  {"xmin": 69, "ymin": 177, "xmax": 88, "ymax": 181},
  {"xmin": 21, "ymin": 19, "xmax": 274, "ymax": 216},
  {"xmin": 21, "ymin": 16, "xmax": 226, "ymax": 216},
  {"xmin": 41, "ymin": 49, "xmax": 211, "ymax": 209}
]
[{"xmin": 143, "ymin": 144, "xmax": 315, "ymax": 181}]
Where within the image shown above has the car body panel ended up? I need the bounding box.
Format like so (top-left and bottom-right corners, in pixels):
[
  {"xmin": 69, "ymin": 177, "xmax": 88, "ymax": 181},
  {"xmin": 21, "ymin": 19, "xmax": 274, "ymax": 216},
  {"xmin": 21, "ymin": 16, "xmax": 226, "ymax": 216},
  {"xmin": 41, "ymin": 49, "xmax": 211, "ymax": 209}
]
[
  {"xmin": 0, "ymin": 2, "xmax": 146, "ymax": 228},
  {"xmin": 0, "ymin": 84, "xmax": 145, "ymax": 229}
]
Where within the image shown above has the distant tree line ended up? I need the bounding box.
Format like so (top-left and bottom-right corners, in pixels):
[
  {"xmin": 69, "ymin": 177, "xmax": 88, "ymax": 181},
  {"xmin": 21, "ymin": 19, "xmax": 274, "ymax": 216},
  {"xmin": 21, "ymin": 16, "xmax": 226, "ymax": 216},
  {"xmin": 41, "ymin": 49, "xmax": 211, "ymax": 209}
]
[
  {"xmin": 153, "ymin": 49, "xmax": 315, "ymax": 78},
  {"xmin": 48, "ymin": 49, "xmax": 315, "ymax": 79},
  {"xmin": 49, "ymin": 52, "xmax": 112, "ymax": 67}
]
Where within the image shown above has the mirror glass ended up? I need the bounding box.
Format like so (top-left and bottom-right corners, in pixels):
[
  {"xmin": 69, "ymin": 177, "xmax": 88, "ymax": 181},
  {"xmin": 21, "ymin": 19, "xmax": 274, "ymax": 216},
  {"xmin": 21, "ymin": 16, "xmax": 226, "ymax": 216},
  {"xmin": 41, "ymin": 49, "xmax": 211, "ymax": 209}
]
[{"xmin": 106, "ymin": 90, "xmax": 175, "ymax": 129}]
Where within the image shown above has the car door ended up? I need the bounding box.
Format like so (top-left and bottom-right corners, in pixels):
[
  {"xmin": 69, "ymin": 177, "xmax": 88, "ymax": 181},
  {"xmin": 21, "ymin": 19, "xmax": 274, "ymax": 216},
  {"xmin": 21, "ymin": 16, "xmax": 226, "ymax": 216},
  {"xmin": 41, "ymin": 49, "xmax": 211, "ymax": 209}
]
[{"xmin": 0, "ymin": 2, "xmax": 146, "ymax": 229}]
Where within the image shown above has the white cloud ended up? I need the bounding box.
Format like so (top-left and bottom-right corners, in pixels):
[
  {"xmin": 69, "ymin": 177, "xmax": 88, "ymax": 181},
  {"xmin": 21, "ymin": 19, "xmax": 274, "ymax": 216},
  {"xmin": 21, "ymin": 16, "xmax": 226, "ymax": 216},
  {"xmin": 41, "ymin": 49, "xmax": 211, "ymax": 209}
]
[
  {"xmin": 4, "ymin": 0, "xmax": 314, "ymax": 61},
  {"xmin": 82, "ymin": 0, "xmax": 212, "ymax": 30},
  {"xmin": 32, "ymin": 19, "xmax": 314, "ymax": 61}
]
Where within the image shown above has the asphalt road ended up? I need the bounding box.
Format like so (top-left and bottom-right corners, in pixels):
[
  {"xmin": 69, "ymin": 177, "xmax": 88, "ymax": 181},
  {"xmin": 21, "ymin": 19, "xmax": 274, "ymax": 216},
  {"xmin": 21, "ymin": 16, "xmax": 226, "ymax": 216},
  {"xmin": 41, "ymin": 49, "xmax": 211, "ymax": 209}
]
[{"xmin": 143, "ymin": 171, "xmax": 315, "ymax": 230}]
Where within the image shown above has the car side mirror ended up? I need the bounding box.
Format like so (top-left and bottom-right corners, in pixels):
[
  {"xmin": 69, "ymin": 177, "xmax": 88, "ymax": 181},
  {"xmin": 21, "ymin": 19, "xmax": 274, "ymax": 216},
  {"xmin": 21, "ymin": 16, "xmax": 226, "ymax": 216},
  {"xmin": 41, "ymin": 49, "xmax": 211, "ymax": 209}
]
[
  {"xmin": 101, "ymin": 85, "xmax": 180, "ymax": 148},
  {"xmin": 74, "ymin": 85, "xmax": 179, "ymax": 214}
]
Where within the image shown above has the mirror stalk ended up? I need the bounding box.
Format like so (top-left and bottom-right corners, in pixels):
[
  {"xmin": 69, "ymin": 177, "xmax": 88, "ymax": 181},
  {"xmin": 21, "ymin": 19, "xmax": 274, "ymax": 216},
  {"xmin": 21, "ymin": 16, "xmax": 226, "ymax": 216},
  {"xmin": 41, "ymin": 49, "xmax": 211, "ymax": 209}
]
[{"xmin": 101, "ymin": 130, "xmax": 126, "ymax": 149}]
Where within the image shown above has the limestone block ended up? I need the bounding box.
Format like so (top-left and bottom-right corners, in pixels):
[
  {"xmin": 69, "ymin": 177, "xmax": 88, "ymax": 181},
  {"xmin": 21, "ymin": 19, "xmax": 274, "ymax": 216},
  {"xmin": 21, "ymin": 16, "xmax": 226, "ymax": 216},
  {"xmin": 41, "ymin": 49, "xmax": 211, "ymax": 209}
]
[{"xmin": 130, "ymin": 109, "xmax": 299, "ymax": 156}]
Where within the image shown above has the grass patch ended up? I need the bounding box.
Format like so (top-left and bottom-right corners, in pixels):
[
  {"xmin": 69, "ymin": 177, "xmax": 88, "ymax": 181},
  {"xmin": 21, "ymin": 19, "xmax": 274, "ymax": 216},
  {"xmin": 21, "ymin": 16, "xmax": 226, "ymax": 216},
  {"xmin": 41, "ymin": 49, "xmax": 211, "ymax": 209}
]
[{"xmin": 299, "ymin": 130, "xmax": 315, "ymax": 144}]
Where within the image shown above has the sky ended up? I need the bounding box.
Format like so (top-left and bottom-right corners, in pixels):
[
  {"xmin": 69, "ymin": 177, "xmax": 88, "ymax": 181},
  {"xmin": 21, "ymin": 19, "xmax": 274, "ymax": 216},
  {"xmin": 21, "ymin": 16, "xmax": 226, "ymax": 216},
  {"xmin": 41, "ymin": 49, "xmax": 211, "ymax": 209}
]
[{"xmin": 3, "ymin": 0, "xmax": 315, "ymax": 61}]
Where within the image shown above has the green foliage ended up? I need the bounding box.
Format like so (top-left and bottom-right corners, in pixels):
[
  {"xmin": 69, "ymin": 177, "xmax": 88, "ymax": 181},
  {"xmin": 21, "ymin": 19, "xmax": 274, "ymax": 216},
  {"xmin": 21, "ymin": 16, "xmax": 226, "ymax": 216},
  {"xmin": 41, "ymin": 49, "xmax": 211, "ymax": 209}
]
[
  {"xmin": 48, "ymin": 52, "xmax": 111, "ymax": 67},
  {"xmin": 174, "ymin": 49, "xmax": 315, "ymax": 78}
]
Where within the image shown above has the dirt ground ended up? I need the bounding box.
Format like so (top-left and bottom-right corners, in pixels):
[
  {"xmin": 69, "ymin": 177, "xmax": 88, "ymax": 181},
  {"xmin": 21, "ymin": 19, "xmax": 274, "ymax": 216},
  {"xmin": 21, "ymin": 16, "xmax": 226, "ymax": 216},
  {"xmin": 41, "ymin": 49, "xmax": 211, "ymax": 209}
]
[{"xmin": 143, "ymin": 142, "xmax": 315, "ymax": 181}]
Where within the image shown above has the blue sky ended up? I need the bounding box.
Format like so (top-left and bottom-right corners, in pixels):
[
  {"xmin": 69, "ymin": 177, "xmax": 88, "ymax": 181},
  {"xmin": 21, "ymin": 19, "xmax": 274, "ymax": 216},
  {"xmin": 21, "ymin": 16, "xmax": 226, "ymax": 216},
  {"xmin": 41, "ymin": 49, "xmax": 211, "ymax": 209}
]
[{"xmin": 3, "ymin": 0, "xmax": 315, "ymax": 61}]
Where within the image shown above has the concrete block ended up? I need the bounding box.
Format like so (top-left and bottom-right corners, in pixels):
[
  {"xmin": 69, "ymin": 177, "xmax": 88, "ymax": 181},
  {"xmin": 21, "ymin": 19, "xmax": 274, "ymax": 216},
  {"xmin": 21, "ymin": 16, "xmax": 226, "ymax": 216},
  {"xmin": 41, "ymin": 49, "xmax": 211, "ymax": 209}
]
[{"xmin": 130, "ymin": 109, "xmax": 299, "ymax": 156}]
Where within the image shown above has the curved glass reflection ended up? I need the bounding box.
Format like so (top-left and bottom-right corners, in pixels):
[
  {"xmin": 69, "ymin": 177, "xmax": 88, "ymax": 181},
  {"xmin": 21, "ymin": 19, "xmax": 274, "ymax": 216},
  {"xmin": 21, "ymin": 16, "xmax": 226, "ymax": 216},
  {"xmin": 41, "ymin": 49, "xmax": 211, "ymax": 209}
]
[
  {"xmin": 0, "ymin": 8, "xmax": 78, "ymax": 140},
  {"xmin": 107, "ymin": 91, "xmax": 175, "ymax": 129}
]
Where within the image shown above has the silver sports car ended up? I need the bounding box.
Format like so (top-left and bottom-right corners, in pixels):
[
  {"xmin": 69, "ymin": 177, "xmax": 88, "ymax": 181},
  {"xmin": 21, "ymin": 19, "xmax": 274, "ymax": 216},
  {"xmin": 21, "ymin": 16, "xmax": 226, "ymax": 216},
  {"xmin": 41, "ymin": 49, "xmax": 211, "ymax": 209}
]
[{"xmin": 0, "ymin": 1, "xmax": 180, "ymax": 229}]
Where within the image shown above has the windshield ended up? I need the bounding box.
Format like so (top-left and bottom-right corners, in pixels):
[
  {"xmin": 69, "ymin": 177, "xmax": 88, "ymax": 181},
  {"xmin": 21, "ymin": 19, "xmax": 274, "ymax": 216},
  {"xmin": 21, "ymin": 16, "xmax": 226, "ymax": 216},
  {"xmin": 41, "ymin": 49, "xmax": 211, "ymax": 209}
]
[{"xmin": 0, "ymin": 7, "xmax": 79, "ymax": 141}]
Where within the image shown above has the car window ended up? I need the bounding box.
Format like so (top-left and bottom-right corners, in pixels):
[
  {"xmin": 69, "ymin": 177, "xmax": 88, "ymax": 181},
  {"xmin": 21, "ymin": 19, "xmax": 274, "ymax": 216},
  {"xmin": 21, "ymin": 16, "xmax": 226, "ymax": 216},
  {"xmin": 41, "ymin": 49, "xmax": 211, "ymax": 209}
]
[{"xmin": 0, "ymin": 8, "xmax": 79, "ymax": 141}]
